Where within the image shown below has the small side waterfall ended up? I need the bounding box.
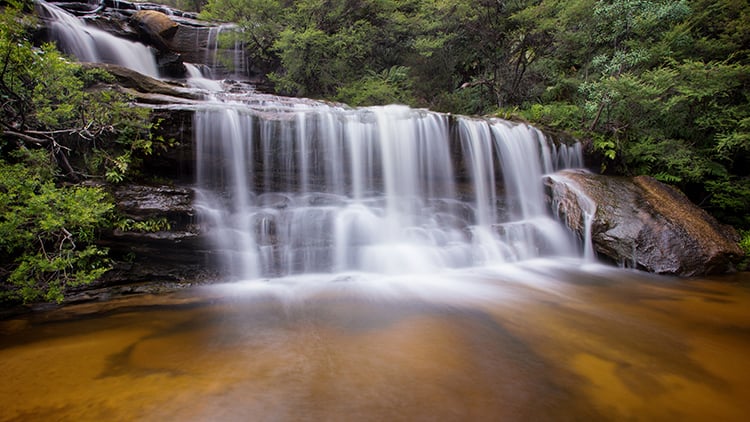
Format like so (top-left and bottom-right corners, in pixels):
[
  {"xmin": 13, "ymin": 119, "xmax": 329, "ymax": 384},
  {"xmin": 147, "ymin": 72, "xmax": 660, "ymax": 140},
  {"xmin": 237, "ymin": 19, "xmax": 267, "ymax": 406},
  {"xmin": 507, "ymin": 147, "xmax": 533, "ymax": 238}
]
[
  {"xmin": 35, "ymin": 1, "xmax": 159, "ymax": 78},
  {"xmin": 185, "ymin": 63, "xmax": 223, "ymax": 91},
  {"xmin": 547, "ymin": 171, "xmax": 598, "ymax": 262},
  {"xmin": 202, "ymin": 24, "xmax": 249, "ymax": 79},
  {"xmin": 195, "ymin": 99, "xmax": 585, "ymax": 280}
]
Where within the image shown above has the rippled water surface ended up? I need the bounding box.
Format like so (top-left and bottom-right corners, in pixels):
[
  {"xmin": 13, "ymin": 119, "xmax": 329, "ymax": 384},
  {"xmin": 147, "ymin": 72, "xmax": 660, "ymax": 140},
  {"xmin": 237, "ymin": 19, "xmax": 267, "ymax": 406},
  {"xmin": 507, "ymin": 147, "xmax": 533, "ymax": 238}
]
[{"xmin": 2, "ymin": 262, "xmax": 749, "ymax": 421}]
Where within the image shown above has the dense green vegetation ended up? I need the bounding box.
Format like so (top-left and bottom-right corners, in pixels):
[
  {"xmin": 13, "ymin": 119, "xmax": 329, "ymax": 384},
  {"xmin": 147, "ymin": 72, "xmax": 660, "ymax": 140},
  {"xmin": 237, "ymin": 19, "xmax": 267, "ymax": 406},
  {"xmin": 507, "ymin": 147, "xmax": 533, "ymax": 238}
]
[
  {"xmin": 201, "ymin": 0, "xmax": 749, "ymax": 237},
  {"xmin": 0, "ymin": 0, "xmax": 163, "ymax": 303}
]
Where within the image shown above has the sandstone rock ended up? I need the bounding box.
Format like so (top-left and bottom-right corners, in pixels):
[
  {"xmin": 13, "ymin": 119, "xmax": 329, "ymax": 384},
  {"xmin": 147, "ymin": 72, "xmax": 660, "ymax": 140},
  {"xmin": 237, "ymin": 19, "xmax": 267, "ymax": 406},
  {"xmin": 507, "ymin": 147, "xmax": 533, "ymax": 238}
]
[
  {"xmin": 131, "ymin": 10, "xmax": 178, "ymax": 40},
  {"xmin": 126, "ymin": 10, "xmax": 188, "ymax": 77},
  {"xmin": 81, "ymin": 62, "xmax": 199, "ymax": 100},
  {"xmin": 545, "ymin": 169, "xmax": 743, "ymax": 276}
]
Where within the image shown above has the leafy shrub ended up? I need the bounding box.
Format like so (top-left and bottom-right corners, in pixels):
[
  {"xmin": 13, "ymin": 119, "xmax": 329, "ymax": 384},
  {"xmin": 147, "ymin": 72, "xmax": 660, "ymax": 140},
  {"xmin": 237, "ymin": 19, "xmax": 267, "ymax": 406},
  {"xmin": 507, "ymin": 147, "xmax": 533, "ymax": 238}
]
[
  {"xmin": 738, "ymin": 231, "xmax": 750, "ymax": 271},
  {"xmin": 335, "ymin": 66, "xmax": 415, "ymax": 107},
  {"xmin": 114, "ymin": 217, "xmax": 171, "ymax": 233},
  {"xmin": 0, "ymin": 151, "xmax": 112, "ymax": 303},
  {"xmin": 0, "ymin": 1, "xmax": 169, "ymax": 303}
]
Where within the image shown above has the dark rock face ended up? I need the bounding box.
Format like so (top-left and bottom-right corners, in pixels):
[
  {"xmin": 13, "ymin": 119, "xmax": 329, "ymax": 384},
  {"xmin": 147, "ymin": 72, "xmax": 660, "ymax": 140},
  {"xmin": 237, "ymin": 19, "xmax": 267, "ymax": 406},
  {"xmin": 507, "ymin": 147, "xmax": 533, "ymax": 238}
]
[
  {"xmin": 98, "ymin": 184, "xmax": 218, "ymax": 285},
  {"xmin": 545, "ymin": 169, "xmax": 744, "ymax": 276}
]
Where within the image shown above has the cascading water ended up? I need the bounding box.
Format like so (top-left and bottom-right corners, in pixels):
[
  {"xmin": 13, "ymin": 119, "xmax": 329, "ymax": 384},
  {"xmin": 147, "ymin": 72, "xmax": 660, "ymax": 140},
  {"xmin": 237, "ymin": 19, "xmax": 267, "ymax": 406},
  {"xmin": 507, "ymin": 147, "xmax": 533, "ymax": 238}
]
[
  {"xmin": 547, "ymin": 171, "xmax": 599, "ymax": 262},
  {"xmin": 35, "ymin": 1, "xmax": 159, "ymax": 78},
  {"xmin": 194, "ymin": 97, "xmax": 585, "ymax": 280},
  {"xmin": 185, "ymin": 63, "xmax": 223, "ymax": 91},
  {"xmin": 33, "ymin": 1, "xmax": 589, "ymax": 282},
  {"xmin": 203, "ymin": 24, "xmax": 249, "ymax": 79}
]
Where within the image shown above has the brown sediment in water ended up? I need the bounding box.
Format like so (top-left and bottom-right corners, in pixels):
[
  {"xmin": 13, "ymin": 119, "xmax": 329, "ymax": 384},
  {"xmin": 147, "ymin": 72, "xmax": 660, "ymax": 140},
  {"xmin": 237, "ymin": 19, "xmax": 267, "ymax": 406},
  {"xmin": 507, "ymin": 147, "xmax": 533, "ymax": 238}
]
[{"xmin": 1, "ymin": 270, "xmax": 749, "ymax": 421}]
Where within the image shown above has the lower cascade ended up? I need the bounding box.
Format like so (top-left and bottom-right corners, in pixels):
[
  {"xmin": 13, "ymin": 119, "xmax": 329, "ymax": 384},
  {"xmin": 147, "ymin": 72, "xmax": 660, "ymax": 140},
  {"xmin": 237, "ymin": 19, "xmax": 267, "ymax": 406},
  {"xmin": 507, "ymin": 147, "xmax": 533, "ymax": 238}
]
[{"xmin": 194, "ymin": 98, "xmax": 585, "ymax": 280}]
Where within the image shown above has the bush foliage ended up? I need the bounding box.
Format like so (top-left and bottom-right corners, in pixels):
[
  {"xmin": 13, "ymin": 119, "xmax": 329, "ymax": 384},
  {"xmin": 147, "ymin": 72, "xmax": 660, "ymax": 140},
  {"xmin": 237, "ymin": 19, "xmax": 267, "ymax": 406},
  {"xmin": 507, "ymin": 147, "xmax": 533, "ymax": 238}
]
[
  {"xmin": 0, "ymin": 1, "xmax": 161, "ymax": 303},
  {"xmin": 0, "ymin": 151, "xmax": 112, "ymax": 303}
]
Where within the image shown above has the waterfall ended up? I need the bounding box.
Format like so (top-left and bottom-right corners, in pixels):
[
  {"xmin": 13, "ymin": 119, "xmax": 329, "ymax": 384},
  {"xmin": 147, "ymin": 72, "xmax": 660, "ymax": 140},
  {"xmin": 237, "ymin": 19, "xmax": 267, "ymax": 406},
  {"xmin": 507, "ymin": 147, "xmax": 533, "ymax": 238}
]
[
  {"xmin": 32, "ymin": 1, "xmax": 588, "ymax": 280},
  {"xmin": 194, "ymin": 99, "xmax": 585, "ymax": 280},
  {"xmin": 203, "ymin": 24, "xmax": 248, "ymax": 79},
  {"xmin": 185, "ymin": 63, "xmax": 223, "ymax": 91},
  {"xmin": 547, "ymin": 171, "xmax": 598, "ymax": 262},
  {"xmin": 35, "ymin": 1, "xmax": 159, "ymax": 78}
]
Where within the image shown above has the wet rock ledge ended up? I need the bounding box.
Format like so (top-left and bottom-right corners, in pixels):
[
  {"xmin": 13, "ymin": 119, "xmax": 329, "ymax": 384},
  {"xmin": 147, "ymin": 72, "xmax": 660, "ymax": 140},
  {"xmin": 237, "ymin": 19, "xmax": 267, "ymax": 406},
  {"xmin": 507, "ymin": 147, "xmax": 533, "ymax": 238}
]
[{"xmin": 91, "ymin": 184, "xmax": 218, "ymax": 292}]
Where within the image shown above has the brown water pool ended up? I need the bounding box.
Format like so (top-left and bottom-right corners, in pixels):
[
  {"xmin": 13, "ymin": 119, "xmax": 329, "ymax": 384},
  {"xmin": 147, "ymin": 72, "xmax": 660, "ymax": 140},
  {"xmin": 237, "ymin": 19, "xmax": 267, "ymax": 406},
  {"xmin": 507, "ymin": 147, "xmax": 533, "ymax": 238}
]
[{"xmin": 2, "ymin": 262, "xmax": 749, "ymax": 421}]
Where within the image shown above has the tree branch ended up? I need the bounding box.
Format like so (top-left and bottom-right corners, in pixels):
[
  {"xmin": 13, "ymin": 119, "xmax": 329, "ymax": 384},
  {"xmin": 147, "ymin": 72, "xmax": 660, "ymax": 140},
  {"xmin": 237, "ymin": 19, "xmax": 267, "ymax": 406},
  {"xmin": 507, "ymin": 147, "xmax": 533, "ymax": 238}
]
[
  {"xmin": 53, "ymin": 145, "xmax": 80, "ymax": 182},
  {"xmin": 589, "ymin": 100, "xmax": 607, "ymax": 131},
  {"xmin": 3, "ymin": 129, "xmax": 80, "ymax": 182},
  {"xmin": 2, "ymin": 129, "xmax": 50, "ymax": 145}
]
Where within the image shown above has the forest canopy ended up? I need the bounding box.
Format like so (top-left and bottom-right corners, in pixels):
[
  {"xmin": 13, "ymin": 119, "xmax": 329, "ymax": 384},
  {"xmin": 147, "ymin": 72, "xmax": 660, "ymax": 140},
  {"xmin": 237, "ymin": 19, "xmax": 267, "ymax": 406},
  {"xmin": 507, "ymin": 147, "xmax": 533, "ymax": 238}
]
[{"xmin": 199, "ymin": 0, "xmax": 749, "ymax": 232}]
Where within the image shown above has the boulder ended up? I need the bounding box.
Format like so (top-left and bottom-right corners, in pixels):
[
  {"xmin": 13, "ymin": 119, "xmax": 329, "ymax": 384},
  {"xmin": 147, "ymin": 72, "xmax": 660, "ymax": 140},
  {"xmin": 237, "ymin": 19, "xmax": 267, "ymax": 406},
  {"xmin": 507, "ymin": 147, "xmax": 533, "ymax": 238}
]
[
  {"xmin": 130, "ymin": 10, "xmax": 178, "ymax": 40},
  {"xmin": 545, "ymin": 169, "xmax": 743, "ymax": 276},
  {"xmin": 128, "ymin": 10, "xmax": 188, "ymax": 77}
]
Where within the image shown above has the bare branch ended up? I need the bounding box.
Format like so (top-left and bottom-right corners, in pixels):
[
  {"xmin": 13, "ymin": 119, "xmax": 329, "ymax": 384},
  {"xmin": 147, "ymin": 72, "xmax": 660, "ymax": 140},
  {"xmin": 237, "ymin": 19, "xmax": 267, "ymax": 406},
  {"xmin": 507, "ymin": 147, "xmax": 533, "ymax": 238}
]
[
  {"xmin": 2, "ymin": 129, "xmax": 50, "ymax": 145},
  {"xmin": 3, "ymin": 129, "xmax": 81, "ymax": 181}
]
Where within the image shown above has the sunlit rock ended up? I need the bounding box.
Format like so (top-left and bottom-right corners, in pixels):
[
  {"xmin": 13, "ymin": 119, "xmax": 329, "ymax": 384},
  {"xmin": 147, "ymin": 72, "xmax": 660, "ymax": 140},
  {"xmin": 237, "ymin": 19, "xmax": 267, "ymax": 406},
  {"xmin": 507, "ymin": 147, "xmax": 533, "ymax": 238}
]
[
  {"xmin": 131, "ymin": 10, "xmax": 178, "ymax": 40},
  {"xmin": 80, "ymin": 62, "xmax": 200, "ymax": 101}
]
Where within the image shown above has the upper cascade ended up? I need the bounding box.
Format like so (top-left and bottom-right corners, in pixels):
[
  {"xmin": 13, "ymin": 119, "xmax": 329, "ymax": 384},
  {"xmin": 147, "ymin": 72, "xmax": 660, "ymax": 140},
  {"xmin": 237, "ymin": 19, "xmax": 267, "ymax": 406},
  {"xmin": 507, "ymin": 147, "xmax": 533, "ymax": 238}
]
[
  {"xmin": 35, "ymin": 1, "xmax": 160, "ymax": 78},
  {"xmin": 35, "ymin": 0, "xmax": 252, "ymax": 80}
]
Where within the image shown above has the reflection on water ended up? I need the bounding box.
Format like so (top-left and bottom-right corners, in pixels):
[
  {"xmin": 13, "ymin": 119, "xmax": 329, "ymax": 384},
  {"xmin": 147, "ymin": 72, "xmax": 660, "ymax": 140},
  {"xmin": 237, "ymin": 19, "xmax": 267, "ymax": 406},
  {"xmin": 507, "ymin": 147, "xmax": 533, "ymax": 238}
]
[{"xmin": 2, "ymin": 262, "xmax": 750, "ymax": 421}]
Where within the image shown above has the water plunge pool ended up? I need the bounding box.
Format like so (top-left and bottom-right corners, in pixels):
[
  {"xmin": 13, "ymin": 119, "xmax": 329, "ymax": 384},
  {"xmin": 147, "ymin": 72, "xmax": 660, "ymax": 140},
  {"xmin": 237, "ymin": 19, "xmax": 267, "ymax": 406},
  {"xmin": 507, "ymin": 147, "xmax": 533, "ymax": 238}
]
[{"xmin": 2, "ymin": 263, "xmax": 749, "ymax": 421}]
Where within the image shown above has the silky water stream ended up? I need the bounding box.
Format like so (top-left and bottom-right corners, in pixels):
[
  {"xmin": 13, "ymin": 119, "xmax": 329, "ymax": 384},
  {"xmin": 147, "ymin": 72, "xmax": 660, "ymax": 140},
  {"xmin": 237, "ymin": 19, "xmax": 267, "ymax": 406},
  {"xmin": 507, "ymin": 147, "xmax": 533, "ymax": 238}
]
[{"xmin": 3, "ymin": 3, "xmax": 750, "ymax": 420}]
